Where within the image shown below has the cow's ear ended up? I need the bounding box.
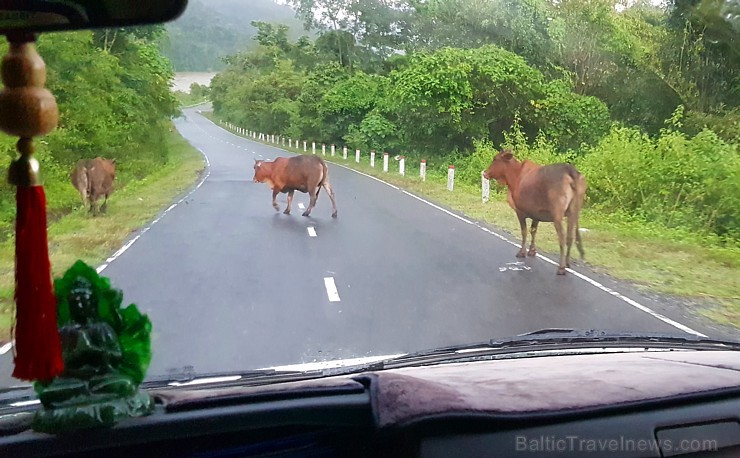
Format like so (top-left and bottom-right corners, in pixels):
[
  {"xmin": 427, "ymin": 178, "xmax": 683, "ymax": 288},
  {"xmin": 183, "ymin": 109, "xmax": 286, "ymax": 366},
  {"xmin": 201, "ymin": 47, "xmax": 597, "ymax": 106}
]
[
  {"xmin": 501, "ymin": 150, "xmax": 514, "ymax": 161},
  {"xmin": 111, "ymin": 158, "xmax": 116, "ymax": 165}
]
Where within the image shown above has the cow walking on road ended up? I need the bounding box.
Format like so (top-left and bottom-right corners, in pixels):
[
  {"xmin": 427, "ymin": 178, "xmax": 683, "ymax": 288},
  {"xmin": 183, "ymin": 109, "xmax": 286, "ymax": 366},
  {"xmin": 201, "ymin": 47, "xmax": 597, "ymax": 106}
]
[
  {"xmin": 71, "ymin": 157, "xmax": 116, "ymax": 215},
  {"xmin": 483, "ymin": 149, "xmax": 585, "ymax": 275},
  {"xmin": 253, "ymin": 155, "xmax": 338, "ymax": 218}
]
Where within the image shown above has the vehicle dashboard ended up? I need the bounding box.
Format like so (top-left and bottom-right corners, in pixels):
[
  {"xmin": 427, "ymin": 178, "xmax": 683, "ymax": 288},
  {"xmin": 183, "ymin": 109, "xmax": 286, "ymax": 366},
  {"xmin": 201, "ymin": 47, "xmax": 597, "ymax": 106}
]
[{"xmin": 0, "ymin": 349, "xmax": 739, "ymax": 457}]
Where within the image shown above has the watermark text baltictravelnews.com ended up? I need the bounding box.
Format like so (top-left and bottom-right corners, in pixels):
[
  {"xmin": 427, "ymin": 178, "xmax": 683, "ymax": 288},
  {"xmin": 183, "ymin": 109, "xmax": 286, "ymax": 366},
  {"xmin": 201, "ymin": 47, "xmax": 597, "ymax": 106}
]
[{"xmin": 515, "ymin": 435, "xmax": 718, "ymax": 453}]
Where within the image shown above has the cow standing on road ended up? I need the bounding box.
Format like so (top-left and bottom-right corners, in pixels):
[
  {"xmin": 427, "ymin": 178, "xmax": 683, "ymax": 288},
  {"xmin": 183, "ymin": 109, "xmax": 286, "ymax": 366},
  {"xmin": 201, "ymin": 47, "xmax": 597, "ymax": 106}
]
[
  {"xmin": 253, "ymin": 155, "xmax": 338, "ymax": 218},
  {"xmin": 70, "ymin": 157, "xmax": 116, "ymax": 215},
  {"xmin": 484, "ymin": 149, "xmax": 586, "ymax": 275}
]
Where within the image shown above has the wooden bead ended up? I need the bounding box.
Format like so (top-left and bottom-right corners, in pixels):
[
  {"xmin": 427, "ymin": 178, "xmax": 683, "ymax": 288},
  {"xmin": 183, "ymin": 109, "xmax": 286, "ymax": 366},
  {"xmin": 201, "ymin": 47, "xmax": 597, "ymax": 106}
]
[
  {"xmin": 2, "ymin": 42, "xmax": 46, "ymax": 88},
  {"xmin": 0, "ymin": 87, "xmax": 58, "ymax": 138},
  {"xmin": 0, "ymin": 41, "xmax": 58, "ymax": 140}
]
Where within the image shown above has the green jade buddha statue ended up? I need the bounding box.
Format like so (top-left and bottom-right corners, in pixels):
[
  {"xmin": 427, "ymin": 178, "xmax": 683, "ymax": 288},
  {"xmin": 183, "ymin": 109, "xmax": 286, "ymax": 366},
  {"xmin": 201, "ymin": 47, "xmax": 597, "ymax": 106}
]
[{"xmin": 32, "ymin": 261, "xmax": 153, "ymax": 433}]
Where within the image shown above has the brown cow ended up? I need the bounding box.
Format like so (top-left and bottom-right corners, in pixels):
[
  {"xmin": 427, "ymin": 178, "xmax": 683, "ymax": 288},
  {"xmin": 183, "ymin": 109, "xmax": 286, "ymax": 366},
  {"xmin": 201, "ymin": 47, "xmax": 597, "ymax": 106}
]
[
  {"xmin": 253, "ymin": 155, "xmax": 338, "ymax": 218},
  {"xmin": 483, "ymin": 149, "xmax": 586, "ymax": 275},
  {"xmin": 70, "ymin": 157, "xmax": 116, "ymax": 215}
]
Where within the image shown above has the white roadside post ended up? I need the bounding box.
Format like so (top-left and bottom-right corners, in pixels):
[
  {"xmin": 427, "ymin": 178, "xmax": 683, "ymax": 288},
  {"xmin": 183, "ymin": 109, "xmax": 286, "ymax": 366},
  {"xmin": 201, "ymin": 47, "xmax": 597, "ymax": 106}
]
[
  {"xmin": 482, "ymin": 171, "xmax": 490, "ymax": 203},
  {"xmin": 383, "ymin": 152, "xmax": 389, "ymax": 172},
  {"xmin": 289, "ymin": 139, "xmax": 292, "ymax": 148},
  {"xmin": 312, "ymin": 142, "xmax": 316, "ymax": 154},
  {"xmin": 370, "ymin": 150, "xmax": 375, "ymax": 168},
  {"xmin": 331, "ymin": 144, "xmax": 335, "ymax": 156},
  {"xmin": 420, "ymin": 160, "xmax": 427, "ymax": 182},
  {"xmin": 322, "ymin": 143, "xmax": 326, "ymax": 155},
  {"xmin": 343, "ymin": 146, "xmax": 348, "ymax": 160},
  {"xmin": 399, "ymin": 156, "xmax": 405, "ymax": 176},
  {"xmin": 447, "ymin": 165, "xmax": 455, "ymax": 191},
  {"xmin": 303, "ymin": 141, "xmax": 307, "ymax": 152},
  {"xmin": 282, "ymin": 137, "xmax": 285, "ymax": 146},
  {"xmin": 355, "ymin": 148, "xmax": 360, "ymax": 163}
]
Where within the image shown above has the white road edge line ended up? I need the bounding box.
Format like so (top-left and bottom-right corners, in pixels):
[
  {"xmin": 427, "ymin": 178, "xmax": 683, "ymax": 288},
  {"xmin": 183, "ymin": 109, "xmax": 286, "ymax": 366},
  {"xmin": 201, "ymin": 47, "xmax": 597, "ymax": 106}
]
[
  {"xmin": 96, "ymin": 146, "xmax": 212, "ymax": 274},
  {"xmin": 400, "ymin": 193, "xmax": 706, "ymax": 337},
  {"xmin": 298, "ymin": 203, "xmax": 306, "ymax": 210},
  {"xmin": 199, "ymin": 110, "xmax": 707, "ymax": 338},
  {"xmin": 324, "ymin": 277, "xmax": 341, "ymax": 302},
  {"xmin": 307, "ymin": 227, "xmax": 317, "ymax": 237},
  {"xmin": 0, "ymin": 342, "xmax": 12, "ymax": 355},
  {"xmin": 332, "ymin": 162, "xmax": 399, "ymax": 190}
]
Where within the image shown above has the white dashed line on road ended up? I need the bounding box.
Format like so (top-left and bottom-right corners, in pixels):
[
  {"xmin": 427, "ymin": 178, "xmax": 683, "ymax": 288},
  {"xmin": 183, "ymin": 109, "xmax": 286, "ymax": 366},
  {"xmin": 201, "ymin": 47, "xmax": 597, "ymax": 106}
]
[
  {"xmin": 307, "ymin": 227, "xmax": 317, "ymax": 237},
  {"xmin": 298, "ymin": 203, "xmax": 306, "ymax": 210},
  {"xmin": 324, "ymin": 277, "xmax": 341, "ymax": 302}
]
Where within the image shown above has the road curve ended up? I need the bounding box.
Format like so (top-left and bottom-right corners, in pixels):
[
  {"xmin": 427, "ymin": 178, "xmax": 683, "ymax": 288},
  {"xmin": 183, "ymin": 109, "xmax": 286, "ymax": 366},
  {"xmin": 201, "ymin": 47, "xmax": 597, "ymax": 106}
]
[{"xmin": 0, "ymin": 108, "xmax": 729, "ymax": 386}]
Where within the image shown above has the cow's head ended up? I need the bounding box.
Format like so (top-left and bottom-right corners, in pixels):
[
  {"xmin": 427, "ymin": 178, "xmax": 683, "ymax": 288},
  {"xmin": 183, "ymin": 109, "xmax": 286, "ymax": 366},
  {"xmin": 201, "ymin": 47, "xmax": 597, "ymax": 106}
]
[
  {"xmin": 483, "ymin": 149, "xmax": 515, "ymax": 184},
  {"xmin": 252, "ymin": 159, "xmax": 269, "ymax": 183}
]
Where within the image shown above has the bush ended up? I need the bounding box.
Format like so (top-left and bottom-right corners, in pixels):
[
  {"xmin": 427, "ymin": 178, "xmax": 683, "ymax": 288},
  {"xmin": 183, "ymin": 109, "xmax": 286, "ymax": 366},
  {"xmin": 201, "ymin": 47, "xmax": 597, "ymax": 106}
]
[{"xmin": 577, "ymin": 124, "xmax": 740, "ymax": 238}]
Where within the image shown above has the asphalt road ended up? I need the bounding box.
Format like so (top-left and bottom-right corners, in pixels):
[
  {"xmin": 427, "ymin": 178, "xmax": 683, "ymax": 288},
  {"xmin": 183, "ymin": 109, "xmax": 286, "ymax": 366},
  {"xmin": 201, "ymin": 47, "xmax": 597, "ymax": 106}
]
[{"xmin": 0, "ymin": 107, "xmax": 732, "ymax": 386}]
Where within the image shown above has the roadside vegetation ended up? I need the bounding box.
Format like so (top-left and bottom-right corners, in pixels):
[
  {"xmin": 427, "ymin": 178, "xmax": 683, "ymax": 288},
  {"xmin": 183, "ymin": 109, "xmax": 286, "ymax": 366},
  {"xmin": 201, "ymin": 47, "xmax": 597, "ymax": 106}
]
[{"xmin": 175, "ymin": 83, "xmax": 211, "ymax": 107}]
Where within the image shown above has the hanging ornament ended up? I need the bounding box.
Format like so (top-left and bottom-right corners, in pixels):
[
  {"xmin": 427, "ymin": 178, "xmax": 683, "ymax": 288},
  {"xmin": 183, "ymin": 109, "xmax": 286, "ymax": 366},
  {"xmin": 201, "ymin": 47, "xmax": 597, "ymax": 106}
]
[{"xmin": 0, "ymin": 33, "xmax": 64, "ymax": 381}]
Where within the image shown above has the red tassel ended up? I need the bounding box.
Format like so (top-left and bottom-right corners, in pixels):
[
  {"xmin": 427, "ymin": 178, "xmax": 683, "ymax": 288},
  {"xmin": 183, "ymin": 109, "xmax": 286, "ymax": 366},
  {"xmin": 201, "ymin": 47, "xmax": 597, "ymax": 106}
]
[{"xmin": 12, "ymin": 186, "xmax": 64, "ymax": 381}]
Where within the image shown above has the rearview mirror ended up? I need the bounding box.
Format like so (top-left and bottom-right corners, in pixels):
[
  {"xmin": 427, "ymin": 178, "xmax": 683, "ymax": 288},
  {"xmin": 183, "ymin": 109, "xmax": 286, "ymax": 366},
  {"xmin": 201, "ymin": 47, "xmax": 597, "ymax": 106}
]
[{"xmin": 0, "ymin": 1, "xmax": 188, "ymax": 35}]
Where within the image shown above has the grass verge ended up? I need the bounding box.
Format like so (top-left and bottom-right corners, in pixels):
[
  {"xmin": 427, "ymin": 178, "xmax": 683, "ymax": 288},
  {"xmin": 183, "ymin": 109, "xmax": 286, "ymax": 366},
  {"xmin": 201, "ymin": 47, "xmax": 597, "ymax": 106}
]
[
  {"xmin": 0, "ymin": 128, "xmax": 205, "ymax": 343},
  {"xmin": 212, "ymin": 115, "xmax": 740, "ymax": 330}
]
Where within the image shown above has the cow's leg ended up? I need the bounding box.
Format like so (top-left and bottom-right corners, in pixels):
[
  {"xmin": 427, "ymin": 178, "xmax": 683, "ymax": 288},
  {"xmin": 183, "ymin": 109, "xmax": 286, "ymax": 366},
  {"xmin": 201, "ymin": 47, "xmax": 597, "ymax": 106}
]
[
  {"xmin": 527, "ymin": 220, "xmax": 539, "ymax": 256},
  {"xmin": 79, "ymin": 190, "xmax": 88, "ymax": 209},
  {"xmin": 303, "ymin": 188, "xmax": 318, "ymax": 217},
  {"xmin": 284, "ymin": 190, "xmax": 294, "ymax": 215},
  {"xmin": 553, "ymin": 216, "xmax": 567, "ymax": 275},
  {"xmin": 322, "ymin": 182, "xmax": 338, "ymax": 218},
  {"xmin": 100, "ymin": 193, "xmax": 109, "ymax": 213},
  {"xmin": 272, "ymin": 189, "xmax": 280, "ymax": 212},
  {"xmin": 565, "ymin": 211, "xmax": 582, "ymax": 268},
  {"xmin": 516, "ymin": 213, "xmax": 528, "ymax": 258}
]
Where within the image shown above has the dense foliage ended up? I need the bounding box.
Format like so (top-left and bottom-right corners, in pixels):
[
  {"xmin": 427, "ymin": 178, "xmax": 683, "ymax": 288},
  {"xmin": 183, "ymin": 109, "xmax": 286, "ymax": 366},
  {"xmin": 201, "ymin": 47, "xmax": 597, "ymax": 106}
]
[
  {"xmin": 211, "ymin": 0, "xmax": 738, "ymax": 240},
  {"xmin": 0, "ymin": 28, "xmax": 179, "ymax": 238}
]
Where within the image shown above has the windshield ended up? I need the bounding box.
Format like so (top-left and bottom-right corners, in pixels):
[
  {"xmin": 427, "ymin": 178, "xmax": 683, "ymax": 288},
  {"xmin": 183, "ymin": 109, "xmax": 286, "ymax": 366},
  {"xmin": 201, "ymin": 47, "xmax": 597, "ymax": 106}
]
[{"xmin": 0, "ymin": 0, "xmax": 738, "ymax": 389}]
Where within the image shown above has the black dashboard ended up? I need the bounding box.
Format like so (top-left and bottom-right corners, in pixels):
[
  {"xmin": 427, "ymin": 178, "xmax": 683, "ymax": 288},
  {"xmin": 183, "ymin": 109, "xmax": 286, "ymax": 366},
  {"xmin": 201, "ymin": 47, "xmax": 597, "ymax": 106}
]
[{"xmin": 1, "ymin": 383, "xmax": 739, "ymax": 457}]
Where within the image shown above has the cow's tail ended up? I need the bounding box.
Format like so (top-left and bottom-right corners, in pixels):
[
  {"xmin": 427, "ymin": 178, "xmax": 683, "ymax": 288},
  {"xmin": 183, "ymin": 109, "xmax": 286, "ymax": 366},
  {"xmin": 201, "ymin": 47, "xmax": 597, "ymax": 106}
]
[
  {"xmin": 568, "ymin": 165, "xmax": 586, "ymax": 260},
  {"xmin": 319, "ymin": 161, "xmax": 329, "ymax": 186},
  {"xmin": 318, "ymin": 160, "xmax": 330, "ymax": 193},
  {"xmin": 318, "ymin": 159, "xmax": 338, "ymax": 218}
]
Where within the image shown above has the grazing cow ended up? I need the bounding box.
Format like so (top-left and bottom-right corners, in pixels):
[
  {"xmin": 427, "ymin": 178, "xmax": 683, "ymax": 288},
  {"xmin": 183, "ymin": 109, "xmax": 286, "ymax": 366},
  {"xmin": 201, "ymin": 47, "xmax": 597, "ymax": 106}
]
[
  {"xmin": 253, "ymin": 155, "xmax": 338, "ymax": 218},
  {"xmin": 483, "ymin": 149, "xmax": 586, "ymax": 275},
  {"xmin": 70, "ymin": 157, "xmax": 116, "ymax": 215}
]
